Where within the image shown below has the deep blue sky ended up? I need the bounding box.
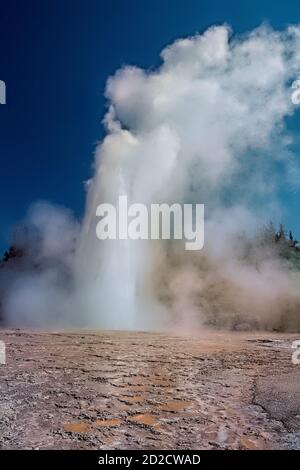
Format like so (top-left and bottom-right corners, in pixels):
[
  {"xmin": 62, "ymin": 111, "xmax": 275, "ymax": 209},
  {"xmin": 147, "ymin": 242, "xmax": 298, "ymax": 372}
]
[{"xmin": 0, "ymin": 0, "xmax": 300, "ymax": 253}]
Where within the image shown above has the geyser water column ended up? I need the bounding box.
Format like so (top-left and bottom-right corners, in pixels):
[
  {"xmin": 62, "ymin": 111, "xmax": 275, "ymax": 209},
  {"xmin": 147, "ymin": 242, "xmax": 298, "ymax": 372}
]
[
  {"xmin": 74, "ymin": 119, "xmax": 179, "ymax": 329},
  {"xmin": 95, "ymin": 174, "xmax": 139, "ymax": 330},
  {"xmin": 74, "ymin": 130, "xmax": 140, "ymax": 329}
]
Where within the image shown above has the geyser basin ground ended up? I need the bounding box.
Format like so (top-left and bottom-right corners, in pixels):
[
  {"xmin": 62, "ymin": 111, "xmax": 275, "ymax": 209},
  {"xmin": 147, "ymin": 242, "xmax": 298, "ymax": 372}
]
[{"xmin": 0, "ymin": 329, "xmax": 299, "ymax": 450}]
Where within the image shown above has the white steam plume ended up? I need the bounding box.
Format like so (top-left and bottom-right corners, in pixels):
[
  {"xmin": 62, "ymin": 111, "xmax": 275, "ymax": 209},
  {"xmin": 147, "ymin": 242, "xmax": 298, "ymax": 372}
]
[{"xmin": 2, "ymin": 24, "xmax": 300, "ymax": 330}]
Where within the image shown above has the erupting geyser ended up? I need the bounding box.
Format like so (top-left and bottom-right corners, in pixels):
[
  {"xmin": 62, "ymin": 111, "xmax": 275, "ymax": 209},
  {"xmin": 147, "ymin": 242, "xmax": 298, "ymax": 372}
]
[{"xmin": 2, "ymin": 24, "xmax": 300, "ymax": 331}]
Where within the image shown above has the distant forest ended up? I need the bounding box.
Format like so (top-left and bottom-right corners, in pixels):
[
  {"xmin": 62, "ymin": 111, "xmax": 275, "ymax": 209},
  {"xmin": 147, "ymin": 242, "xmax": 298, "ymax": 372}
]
[{"xmin": 1, "ymin": 222, "xmax": 300, "ymax": 266}]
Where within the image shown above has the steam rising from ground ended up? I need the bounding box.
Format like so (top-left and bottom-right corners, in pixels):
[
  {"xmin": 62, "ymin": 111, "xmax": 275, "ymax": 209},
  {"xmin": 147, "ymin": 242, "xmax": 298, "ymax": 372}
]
[{"xmin": 2, "ymin": 24, "xmax": 300, "ymax": 330}]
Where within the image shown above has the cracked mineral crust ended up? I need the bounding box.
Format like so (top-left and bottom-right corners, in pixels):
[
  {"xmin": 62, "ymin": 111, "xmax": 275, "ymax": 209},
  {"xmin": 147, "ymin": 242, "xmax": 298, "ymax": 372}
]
[{"xmin": 0, "ymin": 329, "xmax": 299, "ymax": 449}]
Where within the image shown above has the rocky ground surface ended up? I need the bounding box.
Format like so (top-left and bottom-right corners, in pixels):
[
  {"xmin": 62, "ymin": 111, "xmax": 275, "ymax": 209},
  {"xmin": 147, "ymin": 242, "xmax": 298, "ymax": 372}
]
[{"xmin": 0, "ymin": 329, "xmax": 299, "ymax": 450}]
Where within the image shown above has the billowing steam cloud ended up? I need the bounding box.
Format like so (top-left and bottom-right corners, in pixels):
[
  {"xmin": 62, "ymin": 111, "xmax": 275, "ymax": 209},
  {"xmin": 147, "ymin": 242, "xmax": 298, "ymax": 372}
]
[
  {"xmin": 1, "ymin": 24, "xmax": 300, "ymax": 330},
  {"xmin": 0, "ymin": 203, "xmax": 79, "ymax": 327}
]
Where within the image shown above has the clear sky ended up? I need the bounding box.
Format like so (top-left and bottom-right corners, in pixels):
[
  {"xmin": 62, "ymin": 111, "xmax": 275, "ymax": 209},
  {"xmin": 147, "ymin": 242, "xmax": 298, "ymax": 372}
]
[{"xmin": 0, "ymin": 0, "xmax": 300, "ymax": 253}]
